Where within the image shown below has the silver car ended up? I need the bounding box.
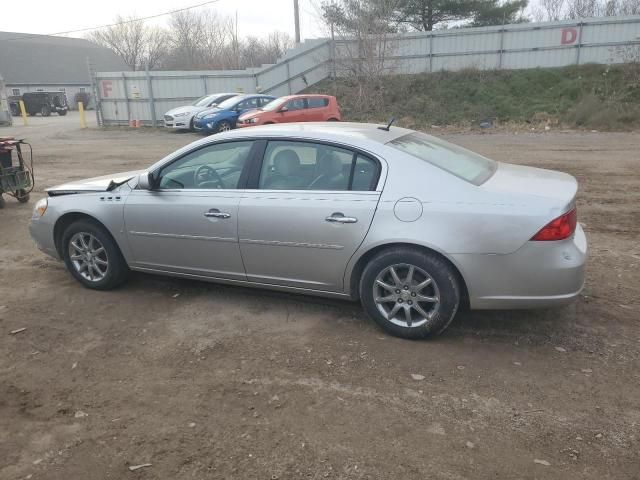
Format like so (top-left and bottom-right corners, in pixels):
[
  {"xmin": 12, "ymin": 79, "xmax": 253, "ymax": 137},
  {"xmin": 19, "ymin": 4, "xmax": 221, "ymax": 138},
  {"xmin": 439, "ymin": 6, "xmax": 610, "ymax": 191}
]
[{"xmin": 29, "ymin": 123, "xmax": 587, "ymax": 339}]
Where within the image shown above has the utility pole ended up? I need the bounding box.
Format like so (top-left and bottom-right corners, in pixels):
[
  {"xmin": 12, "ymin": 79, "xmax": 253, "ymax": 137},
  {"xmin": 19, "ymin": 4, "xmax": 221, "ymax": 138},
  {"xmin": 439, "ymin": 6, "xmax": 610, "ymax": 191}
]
[{"xmin": 293, "ymin": 0, "xmax": 301, "ymax": 44}]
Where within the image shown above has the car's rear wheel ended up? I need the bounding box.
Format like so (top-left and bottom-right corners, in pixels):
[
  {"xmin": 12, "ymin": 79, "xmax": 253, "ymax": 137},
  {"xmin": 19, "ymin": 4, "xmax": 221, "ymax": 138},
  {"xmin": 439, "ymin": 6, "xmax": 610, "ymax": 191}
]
[
  {"xmin": 58, "ymin": 110, "xmax": 67, "ymax": 116},
  {"xmin": 61, "ymin": 220, "xmax": 129, "ymax": 290},
  {"xmin": 360, "ymin": 248, "xmax": 460, "ymax": 339},
  {"xmin": 0, "ymin": 194, "xmax": 5, "ymax": 209},
  {"xmin": 217, "ymin": 120, "xmax": 232, "ymax": 133}
]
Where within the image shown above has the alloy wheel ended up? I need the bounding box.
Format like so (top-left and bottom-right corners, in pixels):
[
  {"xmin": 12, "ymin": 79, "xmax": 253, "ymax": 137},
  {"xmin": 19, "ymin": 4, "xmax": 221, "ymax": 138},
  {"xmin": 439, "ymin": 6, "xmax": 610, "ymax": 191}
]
[
  {"xmin": 68, "ymin": 232, "xmax": 109, "ymax": 282},
  {"xmin": 373, "ymin": 263, "xmax": 440, "ymax": 328}
]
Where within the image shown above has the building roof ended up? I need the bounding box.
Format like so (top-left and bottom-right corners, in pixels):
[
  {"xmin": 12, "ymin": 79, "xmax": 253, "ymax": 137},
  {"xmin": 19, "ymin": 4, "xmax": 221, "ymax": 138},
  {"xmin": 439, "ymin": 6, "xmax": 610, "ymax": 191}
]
[{"xmin": 0, "ymin": 31, "xmax": 128, "ymax": 85}]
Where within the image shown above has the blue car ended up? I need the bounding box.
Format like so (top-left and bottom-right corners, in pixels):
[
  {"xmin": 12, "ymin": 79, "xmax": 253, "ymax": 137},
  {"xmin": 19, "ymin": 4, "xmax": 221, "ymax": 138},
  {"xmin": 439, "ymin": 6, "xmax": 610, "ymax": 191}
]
[{"xmin": 193, "ymin": 94, "xmax": 276, "ymax": 134}]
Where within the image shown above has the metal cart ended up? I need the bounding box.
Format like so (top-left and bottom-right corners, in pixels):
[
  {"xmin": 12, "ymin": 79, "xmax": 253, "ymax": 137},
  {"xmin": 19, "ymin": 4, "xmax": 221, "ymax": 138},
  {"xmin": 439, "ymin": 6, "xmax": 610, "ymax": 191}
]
[{"xmin": 0, "ymin": 137, "xmax": 33, "ymax": 209}]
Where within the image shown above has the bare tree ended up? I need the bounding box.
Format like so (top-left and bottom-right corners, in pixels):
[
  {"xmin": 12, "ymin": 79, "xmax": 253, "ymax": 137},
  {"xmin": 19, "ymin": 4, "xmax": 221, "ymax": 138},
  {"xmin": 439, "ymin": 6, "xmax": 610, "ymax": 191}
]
[
  {"xmin": 540, "ymin": 0, "xmax": 566, "ymax": 20},
  {"xmin": 323, "ymin": 0, "xmax": 403, "ymax": 110},
  {"xmin": 566, "ymin": 0, "xmax": 602, "ymax": 18},
  {"xmin": 88, "ymin": 16, "xmax": 167, "ymax": 70}
]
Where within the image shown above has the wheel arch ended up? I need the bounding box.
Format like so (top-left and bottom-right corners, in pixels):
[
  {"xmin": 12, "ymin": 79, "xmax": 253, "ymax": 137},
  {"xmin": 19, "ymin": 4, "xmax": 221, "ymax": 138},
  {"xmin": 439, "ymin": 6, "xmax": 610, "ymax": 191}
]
[
  {"xmin": 53, "ymin": 212, "xmax": 126, "ymax": 262},
  {"xmin": 347, "ymin": 242, "xmax": 470, "ymax": 309}
]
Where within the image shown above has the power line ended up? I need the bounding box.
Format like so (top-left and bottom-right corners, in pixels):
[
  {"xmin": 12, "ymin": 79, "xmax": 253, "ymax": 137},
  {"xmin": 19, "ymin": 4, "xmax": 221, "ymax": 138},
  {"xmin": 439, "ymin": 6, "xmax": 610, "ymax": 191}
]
[{"xmin": 1, "ymin": 0, "xmax": 224, "ymax": 42}]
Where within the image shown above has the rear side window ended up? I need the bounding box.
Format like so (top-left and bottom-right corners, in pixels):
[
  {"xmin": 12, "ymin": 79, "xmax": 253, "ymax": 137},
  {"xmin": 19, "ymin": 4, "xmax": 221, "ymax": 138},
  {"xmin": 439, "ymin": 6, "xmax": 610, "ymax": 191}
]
[
  {"xmin": 308, "ymin": 97, "xmax": 329, "ymax": 108},
  {"xmin": 388, "ymin": 132, "xmax": 496, "ymax": 185},
  {"xmin": 258, "ymin": 141, "xmax": 379, "ymax": 191}
]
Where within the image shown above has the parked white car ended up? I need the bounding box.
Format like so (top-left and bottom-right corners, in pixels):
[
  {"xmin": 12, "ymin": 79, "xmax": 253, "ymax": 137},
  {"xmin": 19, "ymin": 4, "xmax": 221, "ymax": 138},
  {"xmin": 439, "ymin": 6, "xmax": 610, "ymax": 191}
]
[{"xmin": 164, "ymin": 93, "xmax": 238, "ymax": 131}]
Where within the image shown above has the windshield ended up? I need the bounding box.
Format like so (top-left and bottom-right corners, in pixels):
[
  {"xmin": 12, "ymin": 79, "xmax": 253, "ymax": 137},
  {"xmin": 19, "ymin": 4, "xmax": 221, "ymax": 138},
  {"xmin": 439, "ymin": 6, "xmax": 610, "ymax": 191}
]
[
  {"xmin": 192, "ymin": 95, "xmax": 218, "ymax": 107},
  {"xmin": 216, "ymin": 96, "xmax": 242, "ymax": 110},
  {"xmin": 261, "ymin": 98, "xmax": 287, "ymax": 112},
  {"xmin": 388, "ymin": 132, "xmax": 497, "ymax": 185}
]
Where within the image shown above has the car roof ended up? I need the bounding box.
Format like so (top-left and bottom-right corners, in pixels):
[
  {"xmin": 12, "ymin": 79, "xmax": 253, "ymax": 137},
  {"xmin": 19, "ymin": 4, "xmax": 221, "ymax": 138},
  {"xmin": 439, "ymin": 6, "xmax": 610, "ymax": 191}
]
[
  {"xmin": 279, "ymin": 94, "xmax": 333, "ymax": 100},
  {"xmin": 213, "ymin": 122, "xmax": 412, "ymax": 147}
]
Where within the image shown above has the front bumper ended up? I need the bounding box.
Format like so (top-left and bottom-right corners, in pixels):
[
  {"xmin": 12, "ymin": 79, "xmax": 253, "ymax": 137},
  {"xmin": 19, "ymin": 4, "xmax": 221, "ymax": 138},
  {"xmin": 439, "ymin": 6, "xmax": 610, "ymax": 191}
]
[
  {"xmin": 193, "ymin": 119, "xmax": 217, "ymax": 133},
  {"xmin": 164, "ymin": 115, "xmax": 192, "ymax": 130},
  {"xmin": 453, "ymin": 224, "xmax": 588, "ymax": 309},
  {"xmin": 29, "ymin": 215, "xmax": 60, "ymax": 260}
]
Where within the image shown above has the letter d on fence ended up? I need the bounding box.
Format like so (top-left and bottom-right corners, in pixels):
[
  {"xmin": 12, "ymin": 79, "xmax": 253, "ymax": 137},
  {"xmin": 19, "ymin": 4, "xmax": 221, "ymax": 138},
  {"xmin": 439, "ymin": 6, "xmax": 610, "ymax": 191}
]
[
  {"xmin": 561, "ymin": 28, "xmax": 578, "ymax": 45},
  {"xmin": 78, "ymin": 101, "xmax": 87, "ymax": 129}
]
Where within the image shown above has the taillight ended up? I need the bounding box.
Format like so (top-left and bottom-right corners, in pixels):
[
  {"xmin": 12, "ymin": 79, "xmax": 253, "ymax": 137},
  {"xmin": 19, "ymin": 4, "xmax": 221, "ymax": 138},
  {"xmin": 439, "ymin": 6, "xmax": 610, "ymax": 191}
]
[{"xmin": 531, "ymin": 208, "xmax": 577, "ymax": 241}]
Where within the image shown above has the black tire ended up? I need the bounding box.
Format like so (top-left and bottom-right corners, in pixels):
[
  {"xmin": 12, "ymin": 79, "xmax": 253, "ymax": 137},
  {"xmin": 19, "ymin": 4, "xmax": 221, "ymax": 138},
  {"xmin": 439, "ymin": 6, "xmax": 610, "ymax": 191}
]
[
  {"xmin": 58, "ymin": 110, "xmax": 67, "ymax": 116},
  {"xmin": 327, "ymin": 118, "xmax": 339, "ymax": 122},
  {"xmin": 10, "ymin": 104, "xmax": 19, "ymax": 116},
  {"xmin": 216, "ymin": 120, "xmax": 232, "ymax": 133},
  {"xmin": 61, "ymin": 220, "xmax": 129, "ymax": 290},
  {"xmin": 41, "ymin": 105, "xmax": 51, "ymax": 117},
  {"xmin": 359, "ymin": 248, "xmax": 460, "ymax": 339},
  {"xmin": 0, "ymin": 194, "xmax": 5, "ymax": 209},
  {"xmin": 16, "ymin": 190, "xmax": 30, "ymax": 203}
]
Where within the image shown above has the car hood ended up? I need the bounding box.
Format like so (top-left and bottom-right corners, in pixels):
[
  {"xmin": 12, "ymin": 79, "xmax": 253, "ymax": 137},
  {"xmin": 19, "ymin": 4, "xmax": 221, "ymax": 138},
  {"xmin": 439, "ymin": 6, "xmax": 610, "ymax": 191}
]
[
  {"xmin": 238, "ymin": 109, "xmax": 262, "ymax": 120},
  {"xmin": 165, "ymin": 105, "xmax": 207, "ymax": 116},
  {"xmin": 196, "ymin": 108, "xmax": 226, "ymax": 119},
  {"xmin": 46, "ymin": 170, "xmax": 142, "ymax": 195}
]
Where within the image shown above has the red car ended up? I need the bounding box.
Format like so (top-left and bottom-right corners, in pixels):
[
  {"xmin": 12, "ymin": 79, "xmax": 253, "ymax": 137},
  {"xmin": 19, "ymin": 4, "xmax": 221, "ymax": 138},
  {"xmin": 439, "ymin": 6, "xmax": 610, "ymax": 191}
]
[{"xmin": 237, "ymin": 94, "xmax": 341, "ymax": 127}]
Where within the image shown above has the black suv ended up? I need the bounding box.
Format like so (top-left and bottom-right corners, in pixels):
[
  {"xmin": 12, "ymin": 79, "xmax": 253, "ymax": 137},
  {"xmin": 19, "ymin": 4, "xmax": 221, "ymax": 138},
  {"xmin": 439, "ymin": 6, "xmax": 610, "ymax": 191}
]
[{"xmin": 22, "ymin": 92, "xmax": 68, "ymax": 116}]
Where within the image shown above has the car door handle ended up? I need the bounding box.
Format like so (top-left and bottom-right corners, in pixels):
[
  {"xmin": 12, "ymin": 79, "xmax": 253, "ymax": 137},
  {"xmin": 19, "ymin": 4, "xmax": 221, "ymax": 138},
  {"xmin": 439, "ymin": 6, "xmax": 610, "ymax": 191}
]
[
  {"xmin": 204, "ymin": 209, "xmax": 231, "ymax": 219},
  {"xmin": 325, "ymin": 213, "xmax": 358, "ymax": 224}
]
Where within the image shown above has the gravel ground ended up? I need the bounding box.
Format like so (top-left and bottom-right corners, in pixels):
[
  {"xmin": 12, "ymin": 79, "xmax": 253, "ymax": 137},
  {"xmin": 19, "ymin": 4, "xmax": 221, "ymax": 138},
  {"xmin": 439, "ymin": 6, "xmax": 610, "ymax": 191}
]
[{"xmin": 1, "ymin": 113, "xmax": 639, "ymax": 480}]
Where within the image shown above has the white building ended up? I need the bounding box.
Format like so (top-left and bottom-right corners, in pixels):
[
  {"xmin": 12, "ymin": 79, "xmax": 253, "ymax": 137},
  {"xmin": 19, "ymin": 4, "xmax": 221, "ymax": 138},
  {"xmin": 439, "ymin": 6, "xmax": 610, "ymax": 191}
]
[{"xmin": 0, "ymin": 31, "xmax": 127, "ymax": 109}]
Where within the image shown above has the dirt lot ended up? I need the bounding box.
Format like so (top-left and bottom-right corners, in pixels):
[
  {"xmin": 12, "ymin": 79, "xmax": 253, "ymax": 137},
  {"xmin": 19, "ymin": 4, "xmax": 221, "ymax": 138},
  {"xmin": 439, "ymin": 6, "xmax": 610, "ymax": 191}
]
[{"xmin": 1, "ymin": 113, "xmax": 639, "ymax": 479}]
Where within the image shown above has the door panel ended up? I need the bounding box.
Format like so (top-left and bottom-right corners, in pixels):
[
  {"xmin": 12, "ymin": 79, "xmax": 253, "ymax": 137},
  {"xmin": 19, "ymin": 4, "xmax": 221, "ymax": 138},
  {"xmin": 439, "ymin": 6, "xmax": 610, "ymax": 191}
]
[
  {"xmin": 238, "ymin": 191, "xmax": 380, "ymax": 291},
  {"xmin": 124, "ymin": 190, "xmax": 246, "ymax": 279}
]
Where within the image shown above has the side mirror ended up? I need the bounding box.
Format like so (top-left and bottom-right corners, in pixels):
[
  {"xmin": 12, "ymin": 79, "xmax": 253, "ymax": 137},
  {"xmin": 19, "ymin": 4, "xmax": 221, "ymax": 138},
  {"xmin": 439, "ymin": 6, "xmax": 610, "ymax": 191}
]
[
  {"xmin": 137, "ymin": 171, "xmax": 154, "ymax": 190},
  {"xmin": 279, "ymin": 106, "xmax": 288, "ymax": 113}
]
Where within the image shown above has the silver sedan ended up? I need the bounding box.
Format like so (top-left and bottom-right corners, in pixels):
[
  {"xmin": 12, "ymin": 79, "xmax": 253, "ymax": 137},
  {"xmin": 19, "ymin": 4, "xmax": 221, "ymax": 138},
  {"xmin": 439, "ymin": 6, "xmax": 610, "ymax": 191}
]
[{"xmin": 29, "ymin": 123, "xmax": 587, "ymax": 338}]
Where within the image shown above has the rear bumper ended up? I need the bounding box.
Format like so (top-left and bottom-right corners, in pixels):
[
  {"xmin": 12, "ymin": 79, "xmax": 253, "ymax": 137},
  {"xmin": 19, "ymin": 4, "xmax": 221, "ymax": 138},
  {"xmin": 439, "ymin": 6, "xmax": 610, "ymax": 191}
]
[{"xmin": 453, "ymin": 224, "xmax": 587, "ymax": 309}]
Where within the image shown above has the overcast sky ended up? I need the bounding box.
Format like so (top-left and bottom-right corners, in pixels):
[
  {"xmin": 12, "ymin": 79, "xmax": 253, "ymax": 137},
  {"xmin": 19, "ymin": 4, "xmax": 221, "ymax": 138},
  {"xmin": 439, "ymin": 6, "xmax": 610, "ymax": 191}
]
[{"xmin": 0, "ymin": 0, "xmax": 327, "ymax": 40}]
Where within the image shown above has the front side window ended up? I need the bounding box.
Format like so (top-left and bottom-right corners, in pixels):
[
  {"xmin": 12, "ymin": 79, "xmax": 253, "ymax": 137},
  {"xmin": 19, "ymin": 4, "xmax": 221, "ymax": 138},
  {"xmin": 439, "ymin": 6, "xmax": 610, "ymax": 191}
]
[
  {"xmin": 258, "ymin": 141, "xmax": 379, "ymax": 191},
  {"xmin": 238, "ymin": 97, "xmax": 259, "ymax": 110},
  {"xmin": 285, "ymin": 98, "xmax": 306, "ymax": 111},
  {"xmin": 157, "ymin": 141, "xmax": 254, "ymax": 190},
  {"xmin": 388, "ymin": 132, "xmax": 496, "ymax": 185}
]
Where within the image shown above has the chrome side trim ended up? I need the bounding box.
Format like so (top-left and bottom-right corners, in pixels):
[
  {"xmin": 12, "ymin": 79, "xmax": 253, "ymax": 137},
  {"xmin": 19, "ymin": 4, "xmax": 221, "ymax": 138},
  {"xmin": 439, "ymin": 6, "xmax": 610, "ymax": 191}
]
[
  {"xmin": 239, "ymin": 238, "xmax": 344, "ymax": 250},
  {"xmin": 129, "ymin": 231, "xmax": 236, "ymax": 243}
]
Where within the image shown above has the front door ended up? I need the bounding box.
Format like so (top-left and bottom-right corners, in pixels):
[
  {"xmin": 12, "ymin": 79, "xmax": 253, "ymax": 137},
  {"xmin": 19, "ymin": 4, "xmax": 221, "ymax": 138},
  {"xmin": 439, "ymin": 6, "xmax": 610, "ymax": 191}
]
[
  {"xmin": 238, "ymin": 140, "xmax": 382, "ymax": 292},
  {"xmin": 124, "ymin": 140, "xmax": 256, "ymax": 280}
]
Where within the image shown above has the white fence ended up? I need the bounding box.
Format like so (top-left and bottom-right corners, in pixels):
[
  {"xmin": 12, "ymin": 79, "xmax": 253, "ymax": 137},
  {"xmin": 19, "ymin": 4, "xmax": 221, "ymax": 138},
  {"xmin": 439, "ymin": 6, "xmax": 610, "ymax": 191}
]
[{"xmin": 93, "ymin": 15, "xmax": 640, "ymax": 126}]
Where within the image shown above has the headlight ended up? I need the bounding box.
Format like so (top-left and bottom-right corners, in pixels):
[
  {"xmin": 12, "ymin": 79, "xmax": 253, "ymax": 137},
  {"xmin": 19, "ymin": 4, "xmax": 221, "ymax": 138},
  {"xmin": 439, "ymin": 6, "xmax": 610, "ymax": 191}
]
[
  {"xmin": 33, "ymin": 197, "xmax": 48, "ymax": 218},
  {"xmin": 207, "ymin": 123, "xmax": 213, "ymax": 129},
  {"xmin": 248, "ymin": 118, "xmax": 258, "ymax": 124},
  {"xmin": 173, "ymin": 112, "xmax": 190, "ymax": 117}
]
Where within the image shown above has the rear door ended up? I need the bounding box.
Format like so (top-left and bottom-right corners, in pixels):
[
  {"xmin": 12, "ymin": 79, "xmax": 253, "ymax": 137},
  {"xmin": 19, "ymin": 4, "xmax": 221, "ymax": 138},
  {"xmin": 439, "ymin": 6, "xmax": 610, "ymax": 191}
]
[
  {"xmin": 305, "ymin": 97, "xmax": 329, "ymax": 121},
  {"xmin": 238, "ymin": 140, "xmax": 383, "ymax": 292}
]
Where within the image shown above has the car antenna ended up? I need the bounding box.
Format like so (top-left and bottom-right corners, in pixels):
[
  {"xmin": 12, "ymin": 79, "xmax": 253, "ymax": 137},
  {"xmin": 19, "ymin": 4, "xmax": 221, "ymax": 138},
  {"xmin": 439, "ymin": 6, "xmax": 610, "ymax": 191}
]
[{"xmin": 378, "ymin": 117, "xmax": 395, "ymax": 131}]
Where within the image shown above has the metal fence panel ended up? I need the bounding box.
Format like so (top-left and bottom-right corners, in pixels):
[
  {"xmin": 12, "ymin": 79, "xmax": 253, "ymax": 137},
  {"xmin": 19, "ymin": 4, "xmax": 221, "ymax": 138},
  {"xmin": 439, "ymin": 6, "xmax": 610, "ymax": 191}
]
[{"xmin": 95, "ymin": 15, "xmax": 640, "ymax": 126}]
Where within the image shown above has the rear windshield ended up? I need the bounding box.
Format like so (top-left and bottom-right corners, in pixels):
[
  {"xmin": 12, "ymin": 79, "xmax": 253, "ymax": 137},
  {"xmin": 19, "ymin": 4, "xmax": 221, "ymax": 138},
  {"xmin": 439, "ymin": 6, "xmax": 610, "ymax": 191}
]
[{"xmin": 388, "ymin": 132, "xmax": 496, "ymax": 185}]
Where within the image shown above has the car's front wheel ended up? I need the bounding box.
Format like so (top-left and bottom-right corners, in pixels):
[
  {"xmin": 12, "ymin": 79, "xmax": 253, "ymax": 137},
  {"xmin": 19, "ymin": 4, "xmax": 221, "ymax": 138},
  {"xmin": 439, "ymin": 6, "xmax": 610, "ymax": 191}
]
[
  {"xmin": 61, "ymin": 220, "xmax": 129, "ymax": 290},
  {"xmin": 360, "ymin": 248, "xmax": 460, "ymax": 339},
  {"xmin": 216, "ymin": 120, "xmax": 232, "ymax": 133}
]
